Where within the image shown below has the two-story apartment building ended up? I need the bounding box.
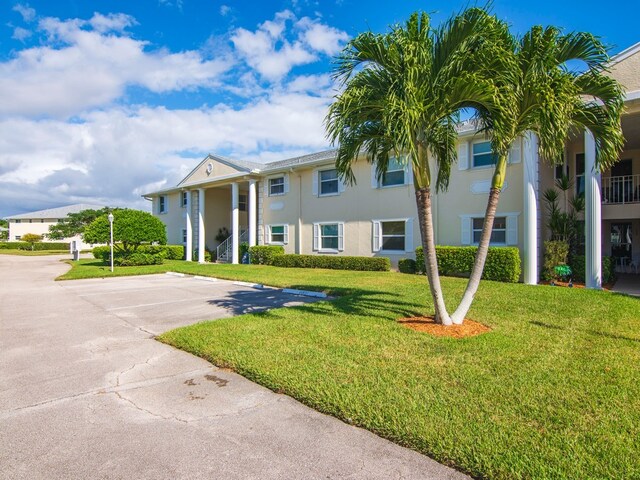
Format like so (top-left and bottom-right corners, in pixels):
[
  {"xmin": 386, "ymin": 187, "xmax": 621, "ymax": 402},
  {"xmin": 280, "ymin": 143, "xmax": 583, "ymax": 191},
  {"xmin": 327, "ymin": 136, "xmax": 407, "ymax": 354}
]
[{"xmin": 145, "ymin": 41, "xmax": 640, "ymax": 288}]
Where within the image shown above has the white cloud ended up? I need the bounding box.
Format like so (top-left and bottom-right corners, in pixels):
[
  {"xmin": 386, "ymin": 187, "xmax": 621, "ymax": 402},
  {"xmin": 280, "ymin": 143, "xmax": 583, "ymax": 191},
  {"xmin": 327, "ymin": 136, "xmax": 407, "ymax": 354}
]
[
  {"xmin": 220, "ymin": 5, "xmax": 231, "ymax": 16},
  {"xmin": 11, "ymin": 26, "xmax": 32, "ymax": 42},
  {"xmin": 13, "ymin": 3, "xmax": 36, "ymax": 22},
  {"xmin": 230, "ymin": 10, "xmax": 347, "ymax": 81},
  {"xmin": 0, "ymin": 15, "xmax": 231, "ymax": 118},
  {"xmin": 297, "ymin": 17, "xmax": 349, "ymax": 55},
  {"xmin": 0, "ymin": 90, "xmax": 334, "ymax": 215}
]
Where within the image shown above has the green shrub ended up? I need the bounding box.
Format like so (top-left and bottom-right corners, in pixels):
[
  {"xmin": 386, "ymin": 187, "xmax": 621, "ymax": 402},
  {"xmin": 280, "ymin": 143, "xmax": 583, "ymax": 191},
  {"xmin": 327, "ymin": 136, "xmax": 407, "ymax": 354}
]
[
  {"xmin": 138, "ymin": 244, "xmax": 184, "ymax": 260},
  {"xmin": 570, "ymin": 255, "xmax": 616, "ymax": 284},
  {"xmin": 249, "ymin": 245, "xmax": 284, "ymax": 265},
  {"xmin": 114, "ymin": 253, "xmax": 164, "ymax": 266},
  {"xmin": 398, "ymin": 258, "xmax": 417, "ymax": 274},
  {"xmin": 543, "ymin": 240, "xmax": 570, "ymax": 281},
  {"xmin": 93, "ymin": 245, "xmax": 110, "ymax": 261},
  {"xmin": 192, "ymin": 249, "xmax": 213, "ymax": 262},
  {"xmin": 0, "ymin": 241, "xmax": 70, "ymax": 250},
  {"xmin": 415, "ymin": 246, "xmax": 521, "ymax": 283},
  {"xmin": 240, "ymin": 242, "xmax": 250, "ymax": 262},
  {"xmin": 271, "ymin": 254, "xmax": 390, "ymax": 271}
]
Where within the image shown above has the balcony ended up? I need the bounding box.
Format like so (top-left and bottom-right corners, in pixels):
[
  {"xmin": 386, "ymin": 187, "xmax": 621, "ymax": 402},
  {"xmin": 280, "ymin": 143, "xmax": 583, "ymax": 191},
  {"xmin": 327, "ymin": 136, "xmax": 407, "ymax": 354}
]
[{"xmin": 602, "ymin": 174, "xmax": 640, "ymax": 205}]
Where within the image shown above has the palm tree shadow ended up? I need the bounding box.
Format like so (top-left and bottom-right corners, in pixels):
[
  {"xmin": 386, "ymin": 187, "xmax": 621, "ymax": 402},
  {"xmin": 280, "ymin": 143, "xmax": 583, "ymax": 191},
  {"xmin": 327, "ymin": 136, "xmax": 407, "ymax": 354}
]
[
  {"xmin": 529, "ymin": 320, "xmax": 640, "ymax": 343},
  {"xmin": 206, "ymin": 285, "xmax": 424, "ymax": 320}
]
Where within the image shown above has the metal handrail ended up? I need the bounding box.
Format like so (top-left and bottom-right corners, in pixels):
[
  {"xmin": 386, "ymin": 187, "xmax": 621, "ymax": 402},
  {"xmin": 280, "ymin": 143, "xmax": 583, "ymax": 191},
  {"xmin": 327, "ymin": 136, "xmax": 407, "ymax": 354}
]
[
  {"xmin": 601, "ymin": 174, "xmax": 640, "ymax": 205},
  {"xmin": 216, "ymin": 228, "xmax": 248, "ymax": 262}
]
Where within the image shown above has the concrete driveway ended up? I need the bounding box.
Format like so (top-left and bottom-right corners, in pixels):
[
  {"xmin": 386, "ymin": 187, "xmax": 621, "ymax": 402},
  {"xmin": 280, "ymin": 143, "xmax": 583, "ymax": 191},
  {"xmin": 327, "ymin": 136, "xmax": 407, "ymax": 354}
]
[{"xmin": 0, "ymin": 255, "xmax": 467, "ymax": 480}]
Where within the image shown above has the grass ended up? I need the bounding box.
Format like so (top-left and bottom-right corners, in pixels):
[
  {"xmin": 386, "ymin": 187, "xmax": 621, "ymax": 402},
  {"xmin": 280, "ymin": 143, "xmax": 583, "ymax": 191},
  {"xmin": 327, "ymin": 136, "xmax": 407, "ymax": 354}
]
[
  {"xmin": 0, "ymin": 249, "xmax": 70, "ymax": 256},
  {"xmin": 61, "ymin": 259, "xmax": 640, "ymax": 479}
]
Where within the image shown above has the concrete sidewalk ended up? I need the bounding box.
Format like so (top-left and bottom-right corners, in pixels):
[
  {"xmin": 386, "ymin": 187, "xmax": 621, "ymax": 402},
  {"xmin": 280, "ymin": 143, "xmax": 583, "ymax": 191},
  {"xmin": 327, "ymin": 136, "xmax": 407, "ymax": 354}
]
[{"xmin": 0, "ymin": 255, "xmax": 468, "ymax": 480}]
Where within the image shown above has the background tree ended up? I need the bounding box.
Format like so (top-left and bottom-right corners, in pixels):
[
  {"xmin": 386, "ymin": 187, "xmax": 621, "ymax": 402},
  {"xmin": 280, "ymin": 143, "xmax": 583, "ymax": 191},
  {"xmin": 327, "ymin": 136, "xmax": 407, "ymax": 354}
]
[
  {"xmin": 21, "ymin": 233, "xmax": 43, "ymax": 250},
  {"xmin": 83, "ymin": 209, "xmax": 166, "ymax": 253},
  {"xmin": 0, "ymin": 219, "xmax": 8, "ymax": 241},
  {"xmin": 48, "ymin": 207, "xmax": 110, "ymax": 240},
  {"xmin": 326, "ymin": 9, "xmax": 512, "ymax": 325},
  {"xmin": 449, "ymin": 26, "xmax": 624, "ymax": 323}
]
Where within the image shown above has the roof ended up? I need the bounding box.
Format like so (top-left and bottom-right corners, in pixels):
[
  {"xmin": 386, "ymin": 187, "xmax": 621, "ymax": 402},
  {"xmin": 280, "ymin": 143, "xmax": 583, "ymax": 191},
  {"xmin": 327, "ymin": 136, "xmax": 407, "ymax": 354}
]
[
  {"xmin": 6, "ymin": 203, "xmax": 107, "ymax": 220},
  {"xmin": 608, "ymin": 41, "xmax": 640, "ymax": 66}
]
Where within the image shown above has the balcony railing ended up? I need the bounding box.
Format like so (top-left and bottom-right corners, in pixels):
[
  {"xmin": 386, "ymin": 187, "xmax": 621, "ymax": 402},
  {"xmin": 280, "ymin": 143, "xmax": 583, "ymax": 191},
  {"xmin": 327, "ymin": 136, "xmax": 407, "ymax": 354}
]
[{"xmin": 601, "ymin": 174, "xmax": 640, "ymax": 205}]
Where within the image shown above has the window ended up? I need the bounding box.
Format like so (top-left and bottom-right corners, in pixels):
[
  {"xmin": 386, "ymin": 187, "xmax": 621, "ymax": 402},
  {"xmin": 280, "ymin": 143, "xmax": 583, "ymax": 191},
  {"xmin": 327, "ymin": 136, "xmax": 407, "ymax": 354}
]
[
  {"xmin": 269, "ymin": 176, "xmax": 285, "ymax": 196},
  {"xmin": 472, "ymin": 141, "xmax": 498, "ymax": 168},
  {"xmin": 320, "ymin": 224, "xmax": 339, "ymax": 250},
  {"xmin": 181, "ymin": 191, "xmax": 188, "ymax": 208},
  {"xmin": 182, "ymin": 229, "xmax": 187, "ymax": 244},
  {"xmin": 319, "ymin": 169, "xmax": 339, "ymax": 195},
  {"xmin": 381, "ymin": 221, "xmax": 405, "ymax": 251},
  {"xmin": 14, "ymin": 219, "xmax": 21, "ymax": 223},
  {"xmin": 239, "ymin": 194, "xmax": 247, "ymax": 212},
  {"xmin": 313, "ymin": 222, "xmax": 344, "ymax": 252},
  {"xmin": 268, "ymin": 224, "xmax": 288, "ymax": 244},
  {"xmin": 472, "ymin": 217, "xmax": 506, "ymax": 244},
  {"xmin": 575, "ymin": 153, "xmax": 585, "ymax": 196},
  {"xmin": 554, "ymin": 154, "xmax": 567, "ymax": 180},
  {"xmin": 15, "ymin": 235, "xmax": 21, "ymax": 240},
  {"xmin": 159, "ymin": 195, "xmax": 167, "ymax": 214},
  {"xmin": 381, "ymin": 157, "xmax": 405, "ymax": 186}
]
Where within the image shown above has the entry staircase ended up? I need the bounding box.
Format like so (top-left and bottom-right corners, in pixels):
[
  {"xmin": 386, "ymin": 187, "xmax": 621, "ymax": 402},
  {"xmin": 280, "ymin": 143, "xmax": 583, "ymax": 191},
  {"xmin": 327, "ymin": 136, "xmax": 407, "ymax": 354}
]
[{"xmin": 216, "ymin": 229, "xmax": 248, "ymax": 263}]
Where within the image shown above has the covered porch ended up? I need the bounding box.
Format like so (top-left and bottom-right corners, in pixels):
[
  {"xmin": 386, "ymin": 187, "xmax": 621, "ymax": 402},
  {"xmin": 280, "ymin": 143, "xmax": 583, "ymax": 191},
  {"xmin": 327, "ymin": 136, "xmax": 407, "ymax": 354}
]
[{"xmin": 182, "ymin": 178, "xmax": 259, "ymax": 264}]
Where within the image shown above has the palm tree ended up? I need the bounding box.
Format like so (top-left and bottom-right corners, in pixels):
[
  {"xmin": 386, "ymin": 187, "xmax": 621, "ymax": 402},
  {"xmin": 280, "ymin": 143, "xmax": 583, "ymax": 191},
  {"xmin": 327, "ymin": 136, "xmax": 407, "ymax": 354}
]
[
  {"xmin": 449, "ymin": 27, "xmax": 625, "ymax": 324},
  {"xmin": 325, "ymin": 9, "xmax": 512, "ymax": 325}
]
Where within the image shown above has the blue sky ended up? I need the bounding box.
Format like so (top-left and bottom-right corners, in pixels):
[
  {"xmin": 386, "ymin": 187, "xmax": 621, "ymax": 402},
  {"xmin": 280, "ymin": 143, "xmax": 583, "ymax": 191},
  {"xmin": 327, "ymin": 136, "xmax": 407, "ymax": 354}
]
[{"xmin": 0, "ymin": 0, "xmax": 637, "ymax": 216}]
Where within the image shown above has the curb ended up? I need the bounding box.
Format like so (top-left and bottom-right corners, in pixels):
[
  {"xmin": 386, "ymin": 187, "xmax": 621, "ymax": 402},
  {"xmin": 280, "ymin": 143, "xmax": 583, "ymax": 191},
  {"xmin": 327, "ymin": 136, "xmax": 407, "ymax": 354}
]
[
  {"xmin": 282, "ymin": 288, "xmax": 328, "ymax": 299},
  {"xmin": 165, "ymin": 272, "xmax": 186, "ymax": 277},
  {"xmin": 193, "ymin": 275, "xmax": 219, "ymax": 282},
  {"xmin": 233, "ymin": 281, "xmax": 265, "ymax": 289}
]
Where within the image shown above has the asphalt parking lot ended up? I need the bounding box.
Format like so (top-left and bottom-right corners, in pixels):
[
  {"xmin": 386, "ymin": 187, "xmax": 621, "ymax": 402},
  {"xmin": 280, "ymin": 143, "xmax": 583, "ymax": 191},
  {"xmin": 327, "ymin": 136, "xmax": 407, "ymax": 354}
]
[{"xmin": 0, "ymin": 255, "xmax": 467, "ymax": 480}]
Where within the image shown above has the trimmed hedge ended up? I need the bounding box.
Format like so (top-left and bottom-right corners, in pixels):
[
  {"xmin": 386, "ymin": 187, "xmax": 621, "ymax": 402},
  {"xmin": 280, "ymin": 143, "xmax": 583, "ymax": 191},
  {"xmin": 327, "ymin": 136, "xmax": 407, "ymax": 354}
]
[
  {"xmin": 398, "ymin": 258, "xmax": 417, "ymax": 274},
  {"xmin": 92, "ymin": 244, "xmax": 183, "ymax": 261},
  {"xmin": 271, "ymin": 254, "xmax": 391, "ymax": 271},
  {"xmin": 114, "ymin": 253, "xmax": 164, "ymax": 267},
  {"xmin": 0, "ymin": 241, "xmax": 70, "ymax": 250},
  {"xmin": 415, "ymin": 245, "xmax": 521, "ymax": 283},
  {"xmin": 570, "ymin": 255, "xmax": 616, "ymax": 284},
  {"xmin": 249, "ymin": 245, "xmax": 284, "ymax": 265}
]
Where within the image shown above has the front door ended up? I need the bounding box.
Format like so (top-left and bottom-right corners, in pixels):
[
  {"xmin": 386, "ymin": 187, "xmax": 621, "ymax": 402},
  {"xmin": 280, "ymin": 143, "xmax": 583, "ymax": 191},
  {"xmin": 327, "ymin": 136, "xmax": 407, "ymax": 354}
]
[{"xmin": 610, "ymin": 222, "xmax": 633, "ymax": 270}]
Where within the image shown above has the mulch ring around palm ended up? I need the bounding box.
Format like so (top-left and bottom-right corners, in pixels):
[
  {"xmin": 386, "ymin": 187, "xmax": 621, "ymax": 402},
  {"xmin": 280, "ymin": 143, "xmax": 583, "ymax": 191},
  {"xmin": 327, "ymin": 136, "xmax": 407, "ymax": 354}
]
[{"xmin": 397, "ymin": 316, "xmax": 491, "ymax": 338}]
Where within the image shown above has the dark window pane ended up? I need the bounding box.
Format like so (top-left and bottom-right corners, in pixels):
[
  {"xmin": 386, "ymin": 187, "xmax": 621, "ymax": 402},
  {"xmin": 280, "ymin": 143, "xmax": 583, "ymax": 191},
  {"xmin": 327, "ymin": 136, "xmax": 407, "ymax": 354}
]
[
  {"xmin": 270, "ymin": 177, "xmax": 284, "ymax": 195},
  {"xmin": 491, "ymin": 231, "xmax": 506, "ymax": 243},
  {"xmin": 576, "ymin": 153, "xmax": 585, "ymax": 175},
  {"xmin": 271, "ymin": 225, "xmax": 284, "ymax": 235},
  {"xmin": 473, "ymin": 142, "xmax": 492, "ymax": 155},
  {"xmin": 321, "ymin": 224, "xmax": 338, "ymax": 236},
  {"xmin": 322, "ymin": 236, "xmax": 339, "ymax": 249},
  {"xmin": 320, "ymin": 179, "xmax": 339, "ymax": 194},
  {"xmin": 320, "ymin": 169, "xmax": 337, "ymax": 181},
  {"xmin": 472, "ymin": 218, "xmax": 484, "ymax": 229},
  {"xmin": 493, "ymin": 217, "xmax": 506, "ymax": 229},
  {"xmin": 382, "ymin": 221, "xmax": 405, "ymax": 235},
  {"xmin": 382, "ymin": 170, "xmax": 405, "ymax": 186},
  {"xmin": 382, "ymin": 236, "xmax": 405, "ymax": 251}
]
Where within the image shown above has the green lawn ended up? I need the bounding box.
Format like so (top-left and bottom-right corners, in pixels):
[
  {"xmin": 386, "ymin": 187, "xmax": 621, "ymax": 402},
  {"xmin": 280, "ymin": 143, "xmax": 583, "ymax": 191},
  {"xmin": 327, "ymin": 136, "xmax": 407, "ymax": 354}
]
[
  {"xmin": 61, "ymin": 259, "xmax": 639, "ymax": 479},
  {"xmin": 0, "ymin": 249, "xmax": 70, "ymax": 256}
]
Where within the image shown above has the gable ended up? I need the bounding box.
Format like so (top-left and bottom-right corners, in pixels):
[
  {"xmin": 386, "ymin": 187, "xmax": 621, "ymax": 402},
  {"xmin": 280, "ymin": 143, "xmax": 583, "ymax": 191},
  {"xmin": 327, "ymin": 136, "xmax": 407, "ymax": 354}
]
[
  {"xmin": 607, "ymin": 45, "xmax": 640, "ymax": 93},
  {"xmin": 178, "ymin": 156, "xmax": 250, "ymax": 186}
]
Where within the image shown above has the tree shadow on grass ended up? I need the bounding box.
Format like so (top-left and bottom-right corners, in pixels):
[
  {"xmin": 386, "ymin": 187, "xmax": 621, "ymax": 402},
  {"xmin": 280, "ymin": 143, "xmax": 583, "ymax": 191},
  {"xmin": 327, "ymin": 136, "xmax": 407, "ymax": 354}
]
[{"xmin": 206, "ymin": 286, "xmax": 424, "ymax": 321}]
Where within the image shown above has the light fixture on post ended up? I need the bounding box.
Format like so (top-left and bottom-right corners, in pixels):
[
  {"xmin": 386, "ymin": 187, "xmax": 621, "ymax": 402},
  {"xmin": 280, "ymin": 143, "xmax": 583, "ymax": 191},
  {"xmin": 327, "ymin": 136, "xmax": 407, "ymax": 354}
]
[{"xmin": 108, "ymin": 212, "xmax": 114, "ymax": 273}]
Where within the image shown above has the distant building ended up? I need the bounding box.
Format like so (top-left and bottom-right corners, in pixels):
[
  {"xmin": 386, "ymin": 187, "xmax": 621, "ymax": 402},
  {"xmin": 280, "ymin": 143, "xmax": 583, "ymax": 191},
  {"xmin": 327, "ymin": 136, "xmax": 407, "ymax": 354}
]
[{"xmin": 6, "ymin": 203, "xmax": 106, "ymax": 248}]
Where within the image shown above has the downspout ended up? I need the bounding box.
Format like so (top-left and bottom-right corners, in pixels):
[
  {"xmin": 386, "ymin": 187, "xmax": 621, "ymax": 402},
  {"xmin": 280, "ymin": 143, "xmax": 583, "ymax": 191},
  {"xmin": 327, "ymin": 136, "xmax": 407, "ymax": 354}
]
[{"xmin": 291, "ymin": 168, "xmax": 302, "ymax": 254}]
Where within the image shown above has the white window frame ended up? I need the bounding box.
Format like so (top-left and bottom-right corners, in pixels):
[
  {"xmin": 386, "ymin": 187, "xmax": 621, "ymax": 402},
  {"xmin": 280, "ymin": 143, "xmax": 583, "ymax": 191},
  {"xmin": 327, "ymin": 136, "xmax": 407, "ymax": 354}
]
[
  {"xmin": 181, "ymin": 191, "xmax": 188, "ymax": 208},
  {"xmin": 267, "ymin": 224, "xmax": 289, "ymax": 245},
  {"xmin": 472, "ymin": 217, "xmax": 507, "ymax": 245},
  {"xmin": 268, "ymin": 175, "xmax": 289, "ymax": 196},
  {"xmin": 459, "ymin": 213, "xmax": 519, "ymax": 246},
  {"xmin": 313, "ymin": 222, "xmax": 344, "ymax": 253},
  {"xmin": 318, "ymin": 168, "xmax": 340, "ymax": 197},
  {"xmin": 381, "ymin": 157, "xmax": 406, "ymax": 187},
  {"xmin": 239, "ymin": 194, "xmax": 247, "ymax": 212},
  {"xmin": 159, "ymin": 195, "xmax": 167, "ymax": 214},
  {"xmin": 372, "ymin": 218, "xmax": 413, "ymax": 253},
  {"xmin": 471, "ymin": 140, "xmax": 497, "ymax": 169}
]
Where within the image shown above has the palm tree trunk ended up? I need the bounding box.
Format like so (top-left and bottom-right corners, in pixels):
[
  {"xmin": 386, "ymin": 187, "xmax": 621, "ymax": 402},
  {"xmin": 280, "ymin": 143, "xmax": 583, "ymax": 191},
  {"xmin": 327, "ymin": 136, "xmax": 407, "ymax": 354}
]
[
  {"xmin": 450, "ymin": 186, "xmax": 502, "ymax": 324},
  {"xmin": 415, "ymin": 187, "xmax": 452, "ymax": 325}
]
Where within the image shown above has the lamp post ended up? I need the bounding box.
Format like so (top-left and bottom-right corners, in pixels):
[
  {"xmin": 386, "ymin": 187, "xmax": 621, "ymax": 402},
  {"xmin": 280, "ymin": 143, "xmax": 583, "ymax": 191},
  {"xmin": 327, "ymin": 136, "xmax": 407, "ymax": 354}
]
[{"xmin": 108, "ymin": 212, "xmax": 114, "ymax": 273}]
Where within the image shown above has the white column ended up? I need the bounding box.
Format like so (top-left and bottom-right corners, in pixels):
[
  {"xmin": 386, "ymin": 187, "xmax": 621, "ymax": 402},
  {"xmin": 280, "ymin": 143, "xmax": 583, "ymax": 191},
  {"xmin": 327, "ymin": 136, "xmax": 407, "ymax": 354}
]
[
  {"xmin": 198, "ymin": 188, "xmax": 206, "ymax": 263},
  {"xmin": 523, "ymin": 132, "xmax": 539, "ymax": 285},
  {"xmin": 585, "ymin": 130, "xmax": 602, "ymax": 289},
  {"xmin": 185, "ymin": 191, "xmax": 193, "ymax": 262},
  {"xmin": 248, "ymin": 179, "xmax": 257, "ymax": 247},
  {"xmin": 231, "ymin": 182, "xmax": 239, "ymax": 264}
]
